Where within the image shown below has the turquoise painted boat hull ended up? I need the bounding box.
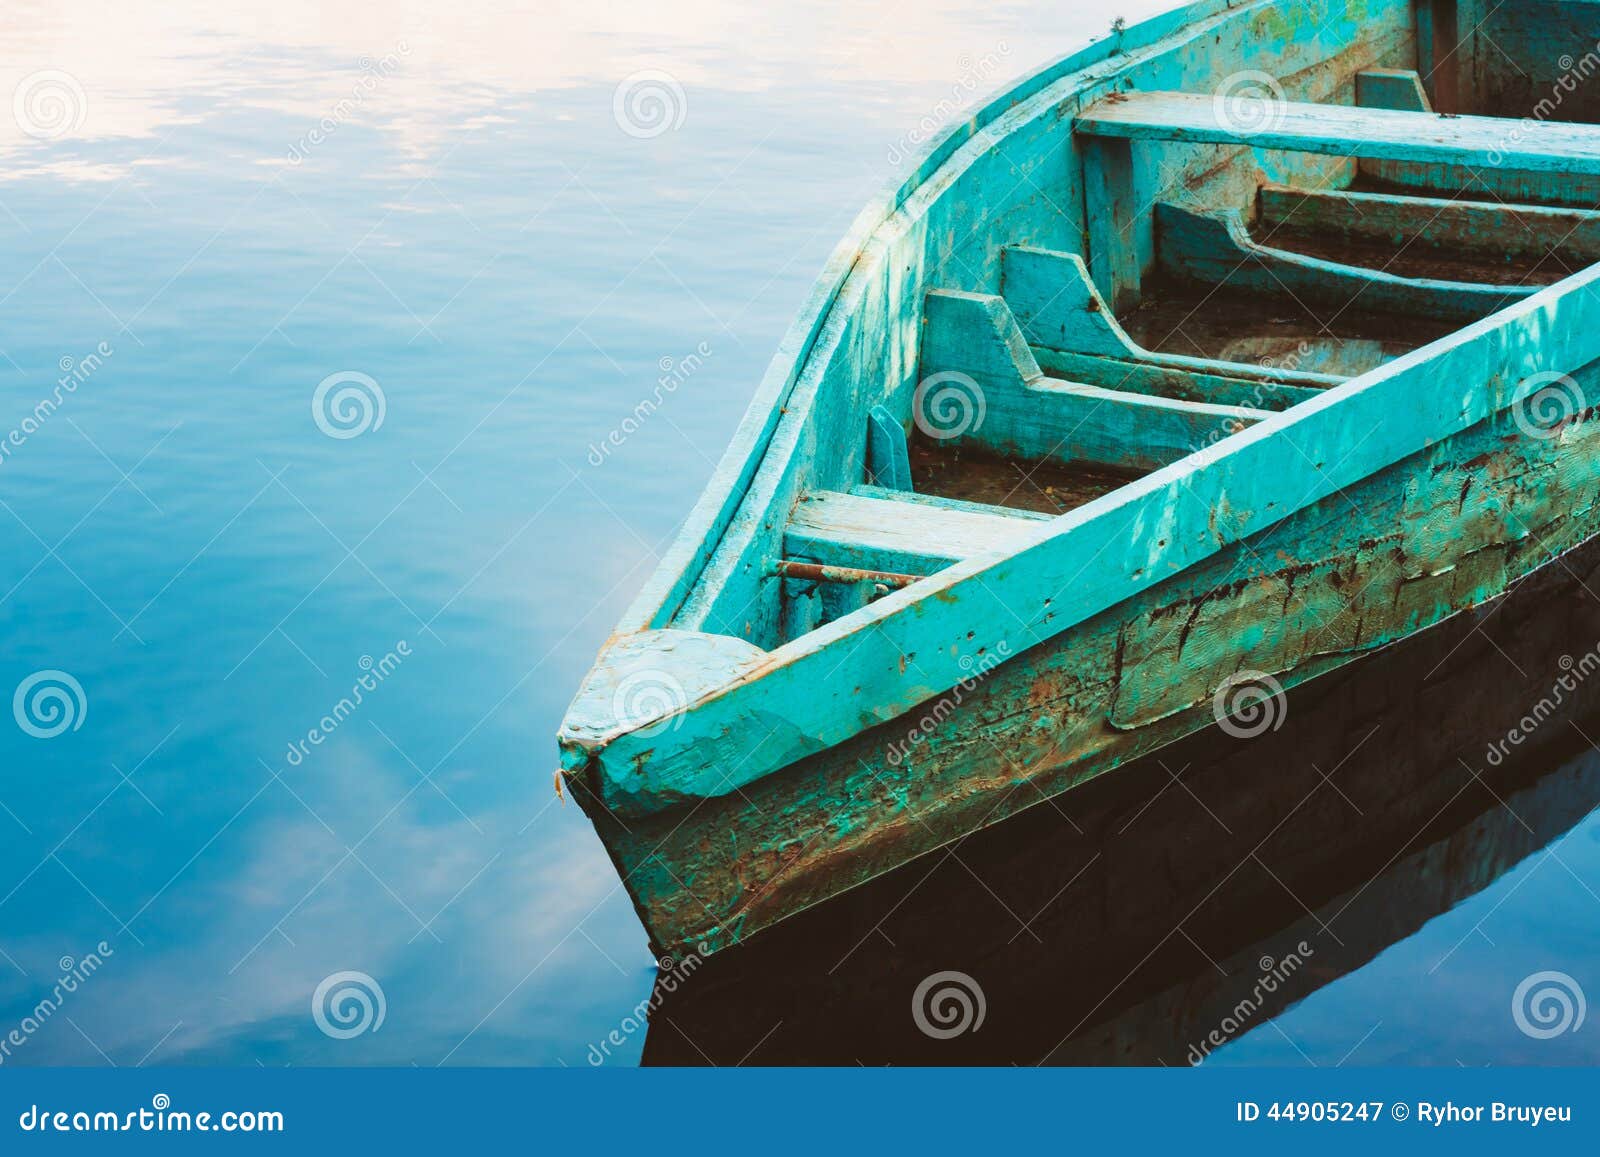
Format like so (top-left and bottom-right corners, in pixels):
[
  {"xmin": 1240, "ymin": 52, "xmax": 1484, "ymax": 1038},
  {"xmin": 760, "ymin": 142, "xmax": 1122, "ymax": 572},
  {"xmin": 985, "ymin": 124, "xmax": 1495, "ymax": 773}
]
[
  {"xmin": 559, "ymin": 0, "xmax": 1600, "ymax": 955},
  {"xmin": 637, "ymin": 539, "xmax": 1600, "ymax": 1062}
]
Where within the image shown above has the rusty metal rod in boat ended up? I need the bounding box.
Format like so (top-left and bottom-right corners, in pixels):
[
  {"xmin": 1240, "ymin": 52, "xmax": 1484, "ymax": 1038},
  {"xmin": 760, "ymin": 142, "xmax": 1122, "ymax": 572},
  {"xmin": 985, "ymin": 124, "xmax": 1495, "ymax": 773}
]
[{"xmin": 769, "ymin": 559, "xmax": 920, "ymax": 589}]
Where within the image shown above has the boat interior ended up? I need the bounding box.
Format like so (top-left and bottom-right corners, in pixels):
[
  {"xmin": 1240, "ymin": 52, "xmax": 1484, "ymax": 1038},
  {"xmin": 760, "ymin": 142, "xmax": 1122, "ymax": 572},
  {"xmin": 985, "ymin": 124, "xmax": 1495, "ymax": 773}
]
[{"xmin": 596, "ymin": 0, "xmax": 1600, "ymax": 708}]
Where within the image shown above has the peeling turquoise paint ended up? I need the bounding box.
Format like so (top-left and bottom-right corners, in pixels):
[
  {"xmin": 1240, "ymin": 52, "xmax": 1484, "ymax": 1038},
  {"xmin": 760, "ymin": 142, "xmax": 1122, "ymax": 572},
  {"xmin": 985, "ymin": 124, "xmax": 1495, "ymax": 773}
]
[{"xmin": 558, "ymin": 0, "xmax": 1600, "ymax": 955}]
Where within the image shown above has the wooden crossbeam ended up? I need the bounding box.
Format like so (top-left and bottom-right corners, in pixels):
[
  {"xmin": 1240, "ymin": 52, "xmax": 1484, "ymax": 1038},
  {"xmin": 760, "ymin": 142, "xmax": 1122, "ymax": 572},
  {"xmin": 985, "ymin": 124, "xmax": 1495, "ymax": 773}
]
[
  {"xmin": 918, "ymin": 289, "xmax": 1270, "ymax": 474},
  {"xmin": 1075, "ymin": 91, "xmax": 1600, "ymax": 174},
  {"xmin": 1001, "ymin": 244, "xmax": 1339, "ymax": 408},
  {"xmin": 1258, "ymin": 186, "xmax": 1600, "ymax": 265},
  {"xmin": 1032, "ymin": 348, "xmax": 1320, "ymax": 411},
  {"xmin": 786, "ymin": 489, "xmax": 1042, "ymax": 576},
  {"xmin": 1155, "ymin": 202, "xmax": 1532, "ymax": 322}
]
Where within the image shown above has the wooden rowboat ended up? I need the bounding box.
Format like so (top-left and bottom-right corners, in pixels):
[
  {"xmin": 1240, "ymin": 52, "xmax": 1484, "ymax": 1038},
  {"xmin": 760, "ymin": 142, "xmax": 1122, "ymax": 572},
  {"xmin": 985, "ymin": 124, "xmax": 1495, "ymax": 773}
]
[{"xmin": 561, "ymin": 0, "xmax": 1600, "ymax": 957}]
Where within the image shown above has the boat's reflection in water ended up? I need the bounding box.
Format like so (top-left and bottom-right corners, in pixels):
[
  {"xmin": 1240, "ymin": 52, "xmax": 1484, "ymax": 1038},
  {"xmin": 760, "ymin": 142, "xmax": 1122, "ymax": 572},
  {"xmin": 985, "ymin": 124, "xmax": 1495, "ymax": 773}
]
[{"xmin": 642, "ymin": 542, "xmax": 1600, "ymax": 1065}]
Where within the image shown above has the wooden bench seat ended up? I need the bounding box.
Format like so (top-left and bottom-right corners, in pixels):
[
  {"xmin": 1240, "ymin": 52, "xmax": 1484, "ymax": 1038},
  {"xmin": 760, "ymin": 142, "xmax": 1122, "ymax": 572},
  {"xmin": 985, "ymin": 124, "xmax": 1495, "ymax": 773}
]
[
  {"xmin": 1075, "ymin": 90, "xmax": 1600, "ymax": 174},
  {"xmin": 785, "ymin": 489, "xmax": 1044, "ymax": 576}
]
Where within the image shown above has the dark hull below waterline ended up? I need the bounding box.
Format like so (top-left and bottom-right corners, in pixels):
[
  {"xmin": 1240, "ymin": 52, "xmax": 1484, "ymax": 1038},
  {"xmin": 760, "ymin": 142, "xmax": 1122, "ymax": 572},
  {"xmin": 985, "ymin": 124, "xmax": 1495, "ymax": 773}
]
[{"xmin": 641, "ymin": 535, "xmax": 1600, "ymax": 1065}]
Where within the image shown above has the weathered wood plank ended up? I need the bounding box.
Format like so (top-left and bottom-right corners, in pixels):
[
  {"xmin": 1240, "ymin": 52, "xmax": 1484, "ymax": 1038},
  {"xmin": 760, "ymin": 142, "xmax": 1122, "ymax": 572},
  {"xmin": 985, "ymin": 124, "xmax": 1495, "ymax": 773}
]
[
  {"xmin": 1156, "ymin": 201, "xmax": 1532, "ymax": 322},
  {"xmin": 786, "ymin": 489, "xmax": 1042, "ymax": 576},
  {"xmin": 1356, "ymin": 66, "xmax": 1436, "ymax": 187},
  {"xmin": 1354, "ymin": 68, "xmax": 1431, "ymax": 111},
  {"xmin": 848, "ymin": 483, "xmax": 1053, "ymax": 522},
  {"xmin": 1075, "ymin": 90, "xmax": 1600, "ymax": 173},
  {"xmin": 559, "ymin": 630, "xmax": 768, "ymax": 749},
  {"xmin": 978, "ymin": 378, "xmax": 1266, "ymax": 472},
  {"xmin": 779, "ymin": 487, "xmax": 1051, "ymax": 638},
  {"xmin": 1367, "ymin": 6, "xmax": 1600, "ymax": 214},
  {"xmin": 1000, "ymin": 245, "xmax": 1342, "ymax": 389},
  {"xmin": 1414, "ymin": 0, "xmax": 1460, "ymax": 112},
  {"xmin": 1257, "ymin": 185, "xmax": 1600, "ymax": 265},
  {"xmin": 919, "ymin": 288, "xmax": 1268, "ymax": 472},
  {"xmin": 1032, "ymin": 348, "xmax": 1322, "ymax": 411},
  {"xmin": 1080, "ymin": 135, "xmax": 1143, "ymax": 309},
  {"xmin": 1350, "ymin": 13, "xmax": 1600, "ymax": 212},
  {"xmin": 865, "ymin": 404, "xmax": 912, "ymax": 490}
]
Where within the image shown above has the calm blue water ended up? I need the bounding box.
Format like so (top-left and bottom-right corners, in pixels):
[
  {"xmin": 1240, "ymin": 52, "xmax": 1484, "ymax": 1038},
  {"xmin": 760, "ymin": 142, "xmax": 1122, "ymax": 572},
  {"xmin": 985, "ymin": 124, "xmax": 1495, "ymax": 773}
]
[{"xmin": 0, "ymin": 1, "xmax": 1594, "ymax": 1067}]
